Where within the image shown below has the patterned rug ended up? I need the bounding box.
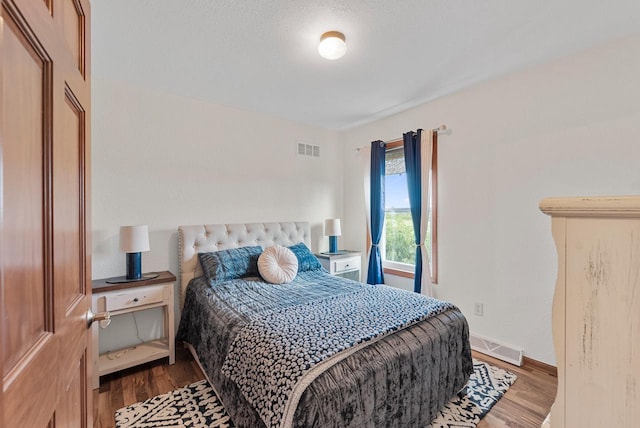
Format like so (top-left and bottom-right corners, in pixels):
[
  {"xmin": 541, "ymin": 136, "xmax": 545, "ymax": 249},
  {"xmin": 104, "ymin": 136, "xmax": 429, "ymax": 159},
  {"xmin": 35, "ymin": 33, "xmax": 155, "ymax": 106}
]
[
  {"xmin": 429, "ymin": 359, "xmax": 518, "ymax": 427},
  {"xmin": 115, "ymin": 359, "xmax": 516, "ymax": 428}
]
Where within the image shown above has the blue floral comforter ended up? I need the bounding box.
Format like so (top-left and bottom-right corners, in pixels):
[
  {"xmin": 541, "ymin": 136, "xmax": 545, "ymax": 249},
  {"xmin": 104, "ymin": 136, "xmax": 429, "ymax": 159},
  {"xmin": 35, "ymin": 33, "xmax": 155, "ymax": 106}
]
[{"xmin": 177, "ymin": 270, "xmax": 473, "ymax": 428}]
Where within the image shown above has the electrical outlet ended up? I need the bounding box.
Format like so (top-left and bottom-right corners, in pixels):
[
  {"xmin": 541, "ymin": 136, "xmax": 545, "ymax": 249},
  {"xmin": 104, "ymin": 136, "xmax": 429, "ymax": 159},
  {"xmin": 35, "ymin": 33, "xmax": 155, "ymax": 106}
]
[{"xmin": 474, "ymin": 302, "xmax": 484, "ymax": 316}]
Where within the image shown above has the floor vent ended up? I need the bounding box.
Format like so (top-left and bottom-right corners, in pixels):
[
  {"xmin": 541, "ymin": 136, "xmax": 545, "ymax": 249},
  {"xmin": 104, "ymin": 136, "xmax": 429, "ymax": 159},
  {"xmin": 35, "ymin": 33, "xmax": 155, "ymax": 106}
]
[{"xmin": 469, "ymin": 333, "xmax": 523, "ymax": 366}]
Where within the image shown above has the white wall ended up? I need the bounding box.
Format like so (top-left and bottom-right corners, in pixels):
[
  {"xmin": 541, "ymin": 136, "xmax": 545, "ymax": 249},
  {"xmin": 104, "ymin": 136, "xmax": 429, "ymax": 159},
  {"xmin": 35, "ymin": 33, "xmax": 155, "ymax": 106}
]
[
  {"xmin": 341, "ymin": 34, "xmax": 640, "ymax": 364},
  {"xmin": 92, "ymin": 79, "xmax": 343, "ymax": 352},
  {"xmin": 93, "ymin": 34, "xmax": 640, "ymax": 364}
]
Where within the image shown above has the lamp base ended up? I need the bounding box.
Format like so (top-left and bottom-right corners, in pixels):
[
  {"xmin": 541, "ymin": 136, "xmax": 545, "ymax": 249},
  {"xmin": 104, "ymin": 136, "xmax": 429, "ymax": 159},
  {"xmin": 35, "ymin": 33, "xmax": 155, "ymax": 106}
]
[
  {"xmin": 329, "ymin": 236, "xmax": 338, "ymax": 253},
  {"xmin": 105, "ymin": 273, "xmax": 159, "ymax": 284},
  {"xmin": 105, "ymin": 252, "xmax": 159, "ymax": 283},
  {"xmin": 126, "ymin": 252, "xmax": 142, "ymax": 280}
]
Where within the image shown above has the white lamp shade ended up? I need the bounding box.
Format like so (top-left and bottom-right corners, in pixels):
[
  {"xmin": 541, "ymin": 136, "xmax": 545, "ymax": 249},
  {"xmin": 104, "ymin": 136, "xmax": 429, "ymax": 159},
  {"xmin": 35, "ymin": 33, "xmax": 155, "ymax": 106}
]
[
  {"xmin": 119, "ymin": 225, "xmax": 150, "ymax": 253},
  {"xmin": 318, "ymin": 31, "xmax": 347, "ymax": 60},
  {"xmin": 324, "ymin": 219, "xmax": 342, "ymax": 236}
]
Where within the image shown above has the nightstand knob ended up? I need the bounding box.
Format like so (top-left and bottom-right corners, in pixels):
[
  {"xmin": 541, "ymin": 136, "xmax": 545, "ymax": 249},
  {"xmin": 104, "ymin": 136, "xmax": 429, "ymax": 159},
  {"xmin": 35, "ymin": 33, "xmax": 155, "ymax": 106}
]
[{"xmin": 133, "ymin": 297, "xmax": 139, "ymax": 303}]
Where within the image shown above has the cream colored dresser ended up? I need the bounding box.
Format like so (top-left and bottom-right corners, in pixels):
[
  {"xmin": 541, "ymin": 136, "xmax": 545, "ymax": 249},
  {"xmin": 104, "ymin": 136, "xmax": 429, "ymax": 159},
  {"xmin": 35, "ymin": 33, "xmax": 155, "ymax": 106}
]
[{"xmin": 540, "ymin": 196, "xmax": 640, "ymax": 428}]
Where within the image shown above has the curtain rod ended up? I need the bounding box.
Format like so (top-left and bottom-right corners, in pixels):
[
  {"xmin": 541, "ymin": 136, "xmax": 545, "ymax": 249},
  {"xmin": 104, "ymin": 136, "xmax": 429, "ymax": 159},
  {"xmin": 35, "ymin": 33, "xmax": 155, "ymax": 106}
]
[{"xmin": 355, "ymin": 125, "xmax": 448, "ymax": 152}]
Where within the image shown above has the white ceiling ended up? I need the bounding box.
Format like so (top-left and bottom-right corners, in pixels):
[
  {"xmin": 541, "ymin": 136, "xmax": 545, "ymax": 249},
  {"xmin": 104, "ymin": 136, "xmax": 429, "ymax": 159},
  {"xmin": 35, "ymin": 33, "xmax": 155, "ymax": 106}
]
[{"xmin": 92, "ymin": 0, "xmax": 640, "ymax": 131}]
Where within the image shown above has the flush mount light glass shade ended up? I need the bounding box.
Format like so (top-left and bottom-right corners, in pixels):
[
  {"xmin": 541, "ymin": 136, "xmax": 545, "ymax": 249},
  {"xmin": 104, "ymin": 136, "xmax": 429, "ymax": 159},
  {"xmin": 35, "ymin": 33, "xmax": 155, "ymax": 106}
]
[{"xmin": 318, "ymin": 31, "xmax": 346, "ymax": 60}]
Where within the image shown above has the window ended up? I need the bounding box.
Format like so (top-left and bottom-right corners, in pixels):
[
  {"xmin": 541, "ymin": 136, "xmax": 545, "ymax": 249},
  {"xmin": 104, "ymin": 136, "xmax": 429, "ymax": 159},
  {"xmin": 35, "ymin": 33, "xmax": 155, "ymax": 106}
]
[{"xmin": 380, "ymin": 139, "xmax": 438, "ymax": 283}]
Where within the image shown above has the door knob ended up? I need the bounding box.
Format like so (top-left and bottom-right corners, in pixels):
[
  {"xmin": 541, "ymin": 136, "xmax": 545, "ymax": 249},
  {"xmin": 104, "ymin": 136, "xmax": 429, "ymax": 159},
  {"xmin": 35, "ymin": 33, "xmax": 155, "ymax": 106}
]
[{"xmin": 86, "ymin": 308, "xmax": 111, "ymax": 329}]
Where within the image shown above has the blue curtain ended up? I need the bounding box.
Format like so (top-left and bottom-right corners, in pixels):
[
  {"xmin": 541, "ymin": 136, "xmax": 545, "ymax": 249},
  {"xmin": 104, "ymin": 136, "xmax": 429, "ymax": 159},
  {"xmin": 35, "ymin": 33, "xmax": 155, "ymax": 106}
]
[
  {"xmin": 403, "ymin": 130, "xmax": 423, "ymax": 293},
  {"xmin": 367, "ymin": 140, "xmax": 385, "ymax": 284}
]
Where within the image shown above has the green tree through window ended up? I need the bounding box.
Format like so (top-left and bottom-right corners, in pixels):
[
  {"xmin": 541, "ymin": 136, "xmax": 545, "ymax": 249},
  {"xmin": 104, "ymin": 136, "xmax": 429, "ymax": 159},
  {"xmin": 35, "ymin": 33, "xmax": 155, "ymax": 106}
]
[
  {"xmin": 384, "ymin": 149, "xmax": 414, "ymax": 265},
  {"xmin": 385, "ymin": 210, "xmax": 414, "ymax": 264},
  {"xmin": 382, "ymin": 146, "xmax": 434, "ymax": 275}
]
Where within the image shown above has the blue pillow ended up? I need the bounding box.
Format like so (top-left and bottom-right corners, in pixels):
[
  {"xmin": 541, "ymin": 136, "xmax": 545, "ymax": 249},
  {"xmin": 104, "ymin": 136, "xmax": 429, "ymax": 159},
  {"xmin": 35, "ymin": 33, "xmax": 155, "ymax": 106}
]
[
  {"xmin": 288, "ymin": 242, "xmax": 323, "ymax": 272},
  {"xmin": 198, "ymin": 246, "xmax": 263, "ymax": 282}
]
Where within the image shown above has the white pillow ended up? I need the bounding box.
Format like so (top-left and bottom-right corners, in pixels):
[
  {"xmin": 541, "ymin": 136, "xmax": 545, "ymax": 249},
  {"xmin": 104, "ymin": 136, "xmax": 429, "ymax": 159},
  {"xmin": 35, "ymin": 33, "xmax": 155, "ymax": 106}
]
[{"xmin": 258, "ymin": 245, "xmax": 299, "ymax": 284}]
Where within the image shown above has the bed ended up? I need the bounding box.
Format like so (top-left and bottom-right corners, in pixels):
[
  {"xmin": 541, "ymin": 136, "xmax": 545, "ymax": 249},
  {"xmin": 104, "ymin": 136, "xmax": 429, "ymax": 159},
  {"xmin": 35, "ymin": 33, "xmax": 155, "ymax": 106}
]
[{"xmin": 176, "ymin": 222, "xmax": 473, "ymax": 427}]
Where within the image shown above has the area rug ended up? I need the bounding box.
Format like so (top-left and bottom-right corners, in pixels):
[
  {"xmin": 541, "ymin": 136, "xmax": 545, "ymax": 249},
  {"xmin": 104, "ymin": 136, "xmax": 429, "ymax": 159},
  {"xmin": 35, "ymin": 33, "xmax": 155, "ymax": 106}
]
[
  {"xmin": 115, "ymin": 359, "xmax": 516, "ymax": 428},
  {"xmin": 428, "ymin": 359, "xmax": 518, "ymax": 427}
]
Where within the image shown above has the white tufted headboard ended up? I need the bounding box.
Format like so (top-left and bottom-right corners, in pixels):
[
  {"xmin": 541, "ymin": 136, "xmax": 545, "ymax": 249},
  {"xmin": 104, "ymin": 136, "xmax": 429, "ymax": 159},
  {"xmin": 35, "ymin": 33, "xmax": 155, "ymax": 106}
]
[{"xmin": 178, "ymin": 222, "xmax": 311, "ymax": 305}]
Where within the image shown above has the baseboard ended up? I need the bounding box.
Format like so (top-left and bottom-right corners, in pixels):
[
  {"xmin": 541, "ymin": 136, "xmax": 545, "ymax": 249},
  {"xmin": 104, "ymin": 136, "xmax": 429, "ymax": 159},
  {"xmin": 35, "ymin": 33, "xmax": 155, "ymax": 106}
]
[
  {"xmin": 523, "ymin": 356, "xmax": 558, "ymax": 377},
  {"xmin": 470, "ymin": 332, "xmax": 558, "ymax": 375}
]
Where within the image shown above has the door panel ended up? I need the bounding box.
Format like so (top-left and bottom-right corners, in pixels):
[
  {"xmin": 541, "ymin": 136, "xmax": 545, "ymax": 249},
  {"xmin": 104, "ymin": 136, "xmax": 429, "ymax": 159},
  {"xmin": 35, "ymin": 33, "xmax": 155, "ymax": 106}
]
[
  {"xmin": 61, "ymin": 0, "xmax": 84, "ymax": 75},
  {"xmin": 1, "ymin": 0, "xmax": 91, "ymax": 426},
  {"xmin": 57, "ymin": 91, "xmax": 85, "ymax": 310},
  {"xmin": 1, "ymin": 3, "xmax": 51, "ymax": 374},
  {"xmin": 57, "ymin": 354, "xmax": 87, "ymax": 427}
]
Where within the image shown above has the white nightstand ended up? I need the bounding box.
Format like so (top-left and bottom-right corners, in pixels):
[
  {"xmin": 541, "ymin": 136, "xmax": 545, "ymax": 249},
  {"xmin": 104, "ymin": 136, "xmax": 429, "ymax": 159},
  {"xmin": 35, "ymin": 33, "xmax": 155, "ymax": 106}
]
[
  {"xmin": 91, "ymin": 271, "xmax": 176, "ymax": 389},
  {"xmin": 315, "ymin": 251, "xmax": 362, "ymax": 282}
]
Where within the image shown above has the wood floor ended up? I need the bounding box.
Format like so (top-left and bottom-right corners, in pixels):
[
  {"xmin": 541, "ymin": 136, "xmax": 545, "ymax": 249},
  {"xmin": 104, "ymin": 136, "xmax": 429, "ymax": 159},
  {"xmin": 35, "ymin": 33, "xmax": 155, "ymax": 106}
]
[
  {"xmin": 94, "ymin": 348, "xmax": 557, "ymax": 428},
  {"xmin": 474, "ymin": 353, "xmax": 557, "ymax": 428}
]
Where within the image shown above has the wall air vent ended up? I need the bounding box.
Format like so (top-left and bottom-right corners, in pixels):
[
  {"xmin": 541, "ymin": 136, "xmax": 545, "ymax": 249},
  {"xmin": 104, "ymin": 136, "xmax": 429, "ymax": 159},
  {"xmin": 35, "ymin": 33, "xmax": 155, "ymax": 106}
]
[
  {"xmin": 469, "ymin": 333, "xmax": 523, "ymax": 366},
  {"xmin": 297, "ymin": 142, "xmax": 320, "ymax": 158}
]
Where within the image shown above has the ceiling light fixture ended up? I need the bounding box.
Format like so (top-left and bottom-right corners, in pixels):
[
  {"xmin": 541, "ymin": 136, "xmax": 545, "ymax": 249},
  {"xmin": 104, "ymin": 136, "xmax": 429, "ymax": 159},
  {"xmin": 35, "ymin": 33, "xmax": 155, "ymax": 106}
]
[{"xmin": 318, "ymin": 31, "xmax": 346, "ymax": 60}]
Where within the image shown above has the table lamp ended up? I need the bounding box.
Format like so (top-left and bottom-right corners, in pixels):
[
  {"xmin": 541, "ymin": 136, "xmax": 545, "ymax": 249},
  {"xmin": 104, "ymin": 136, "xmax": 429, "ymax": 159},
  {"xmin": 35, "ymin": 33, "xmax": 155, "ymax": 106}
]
[
  {"xmin": 324, "ymin": 219, "xmax": 341, "ymax": 254},
  {"xmin": 120, "ymin": 225, "xmax": 150, "ymax": 280}
]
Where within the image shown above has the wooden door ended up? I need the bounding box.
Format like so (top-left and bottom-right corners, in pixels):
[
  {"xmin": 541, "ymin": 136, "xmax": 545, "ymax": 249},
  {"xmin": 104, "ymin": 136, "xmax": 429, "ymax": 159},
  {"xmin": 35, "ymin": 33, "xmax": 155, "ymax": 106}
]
[{"xmin": 1, "ymin": 0, "xmax": 92, "ymax": 426}]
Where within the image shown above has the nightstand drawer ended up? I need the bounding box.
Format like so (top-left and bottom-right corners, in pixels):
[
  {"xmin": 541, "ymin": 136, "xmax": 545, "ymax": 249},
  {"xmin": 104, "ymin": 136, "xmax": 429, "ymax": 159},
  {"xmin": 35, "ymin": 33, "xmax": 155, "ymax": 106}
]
[
  {"xmin": 334, "ymin": 256, "xmax": 360, "ymax": 273},
  {"xmin": 105, "ymin": 286, "xmax": 164, "ymax": 311},
  {"xmin": 315, "ymin": 251, "xmax": 362, "ymax": 282}
]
